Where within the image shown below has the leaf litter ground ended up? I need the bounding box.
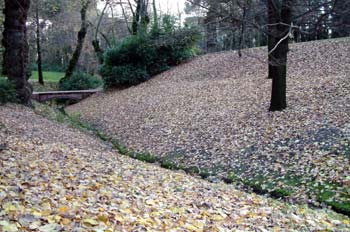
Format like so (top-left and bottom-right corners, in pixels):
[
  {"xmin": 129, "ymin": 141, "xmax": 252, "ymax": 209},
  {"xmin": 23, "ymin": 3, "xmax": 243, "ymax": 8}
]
[
  {"xmin": 0, "ymin": 104, "xmax": 349, "ymax": 231},
  {"xmin": 68, "ymin": 38, "xmax": 350, "ymax": 210}
]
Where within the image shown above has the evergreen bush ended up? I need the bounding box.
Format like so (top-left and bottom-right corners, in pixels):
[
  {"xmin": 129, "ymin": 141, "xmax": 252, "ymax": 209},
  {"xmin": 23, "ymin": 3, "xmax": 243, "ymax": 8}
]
[
  {"xmin": 58, "ymin": 72, "xmax": 102, "ymax": 91},
  {"xmin": 0, "ymin": 78, "xmax": 18, "ymax": 104},
  {"xmin": 100, "ymin": 27, "xmax": 201, "ymax": 88}
]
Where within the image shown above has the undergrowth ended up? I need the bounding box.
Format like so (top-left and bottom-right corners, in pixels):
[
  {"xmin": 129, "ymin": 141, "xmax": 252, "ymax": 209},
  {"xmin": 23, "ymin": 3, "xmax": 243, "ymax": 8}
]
[{"xmin": 224, "ymin": 170, "xmax": 350, "ymax": 216}]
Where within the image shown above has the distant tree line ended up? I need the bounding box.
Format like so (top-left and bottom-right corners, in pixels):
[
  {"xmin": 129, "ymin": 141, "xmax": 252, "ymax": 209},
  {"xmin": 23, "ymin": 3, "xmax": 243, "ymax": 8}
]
[
  {"xmin": 185, "ymin": 0, "xmax": 350, "ymax": 53},
  {"xmin": 1, "ymin": 0, "xmax": 349, "ymax": 108}
]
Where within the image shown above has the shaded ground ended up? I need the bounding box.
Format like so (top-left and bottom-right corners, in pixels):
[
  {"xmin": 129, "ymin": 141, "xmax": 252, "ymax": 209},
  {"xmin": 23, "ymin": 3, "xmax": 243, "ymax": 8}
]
[
  {"xmin": 68, "ymin": 38, "xmax": 350, "ymax": 208},
  {"xmin": 0, "ymin": 104, "xmax": 349, "ymax": 231}
]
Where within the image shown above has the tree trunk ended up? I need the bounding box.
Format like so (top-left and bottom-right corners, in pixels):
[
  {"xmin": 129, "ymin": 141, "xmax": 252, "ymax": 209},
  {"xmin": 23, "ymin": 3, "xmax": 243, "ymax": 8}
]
[
  {"xmin": 35, "ymin": 2, "xmax": 44, "ymax": 85},
  {"xmin": 238, "ymin": 6, "xmax": 247, "ymax": 57},
  {"xmin": 61, "ymin": 0, "xmax": 90, "ymax": 82},
  {"xmin": 2, "ymin": 0, "xmax": 32, "ymax": 105},
  {"xmin": 267, "ymin": 0, "xmax": 277, "ymax": 79},
  {"xmin": 92, "ymin": 0, "xmax": 108, "ymax": 64},
  {"xmin": 151, "ymin": 0, "xmax": 159, "ymax": 35},
  {"xmin": 205, "ymin": 0, "xmax": 219, "ymax": 53},
  {"xmin": 268, "ymin": 0, "xmax": 293, "ymax": 111},
  {"xmin": 132, "ymin": 0, "xmax": 141, "ymax": 35}
]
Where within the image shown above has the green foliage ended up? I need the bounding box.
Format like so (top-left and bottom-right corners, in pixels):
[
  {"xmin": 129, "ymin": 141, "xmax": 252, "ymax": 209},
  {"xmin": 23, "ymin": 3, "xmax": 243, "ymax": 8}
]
[
  {"xmin": 101, "ymin": 28, "xmax": 201, "ymax": 88},
  {"xmin": 130, "ymin": 152, "xmax": 158, "ymax": 163},
  {"xmin": 101, "ymin": 65, "xmax": 150, "ymax": 87},
  {"xmin": 30, "ymin": 71, "xmax": 64, "ymax": 83},
  {"xmin": 31, "ymin": 63, "xmax": 67, "ymax": 73},
  {"xmin": 160, "ymin": 159, "xmax": 180, "ymax": 170},
  {"xmin": 58, "ymin": 72, "xmax": 102, "ymax": 91},
  {"xmin": 161, "ymin": 14, "xmax": 178, "ymax": 33},
  {"xmin": 199, "ymin": 170, "xmax": 210, "ymax": 179},
  {"xmin": 0, "ymin": 78, "xmax": 17, "ymax": 104}
]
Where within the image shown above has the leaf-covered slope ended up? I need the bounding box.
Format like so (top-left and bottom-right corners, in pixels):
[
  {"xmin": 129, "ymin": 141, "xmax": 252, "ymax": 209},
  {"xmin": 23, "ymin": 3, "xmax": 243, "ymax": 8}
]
[
  {"xmin": 68, "ymin": 38, "xmax": 350, "ymax": 204},
  {"xmin": 0, "ymin": 104, "xmax": 349, "ymax": 231}
]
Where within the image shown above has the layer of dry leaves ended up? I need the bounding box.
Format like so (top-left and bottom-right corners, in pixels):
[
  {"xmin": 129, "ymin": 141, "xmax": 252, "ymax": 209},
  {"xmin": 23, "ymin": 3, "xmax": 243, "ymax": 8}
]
[
  {"xmin": 0, "ymin": 104, "xmax": 350, "ymax": 231},
  {"xmin": 68, "ymin": 38, "xmax": 350, "ymax": 203}
]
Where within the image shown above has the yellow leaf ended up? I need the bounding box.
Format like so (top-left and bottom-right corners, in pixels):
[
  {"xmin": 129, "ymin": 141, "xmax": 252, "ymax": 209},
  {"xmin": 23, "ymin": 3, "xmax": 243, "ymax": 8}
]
[
  {"xmin": 58, "ymin": 206, "xmax": 70, "ymax": 215},
  {"xmin": 40, "ymin": 209, "xmax": 52, "ymax": 216},
  {"xmin": 61, "ymin": 218, "xmax": 71, "ymax": 226},
  {"xmin": 145, "ymin": 199, "xmax": 156, "ymax": 206},
  {"xmin": 47, "ymin": 215, "xmax": 61, "ymax": 224},
  {"xmin": 119, "ymin": 208, "xmax": 132, "ymax": 214},
  {"xmin": 211, "ymin": 214, "xmax": 225, "ymax": 221},
  {"xmin": 136, "ymin": 218, "xmax": 152, "ymax": 226},
  {"xmin": 184, "ymin": 224, "xmax": 201, "ymax": 231},
  {"xmin": 97, "ymin": 214, "xmax": 109, "ymax": 224},
  {"xmin": 170, "ymin": 207, "xmax": 185, "ymax": 214},
  {"xmin": 42, "ymin": 202, "xmax": 51, "ymax": 210},
  {"xmin": 297, "ymin": 208, "xmax": 306, "ymax": 214},
  {"xmin": 343, "ymin": 219, "xmax": 349, "ymax": 225},
  {"xmin": 3, "ymin": 202, "xmax": 20, "ymax": 213},
  {"xmin": 83, "ymin": 218, "xmax": 99, "ymax": 226}
]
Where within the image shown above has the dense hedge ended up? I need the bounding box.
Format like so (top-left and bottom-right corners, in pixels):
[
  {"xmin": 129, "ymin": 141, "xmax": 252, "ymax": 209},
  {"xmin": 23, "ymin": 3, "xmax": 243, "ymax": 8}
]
[
  {"xmin": 0, "ymin": 78, "xmax": 18, "ymax": 104},
  {"xmin": 58, "ymin": 72, "xmax": 102, "ymax": 91},
  {"xmin": 100, "ymin": 28, "xmax": 201, "ymax": 88}
]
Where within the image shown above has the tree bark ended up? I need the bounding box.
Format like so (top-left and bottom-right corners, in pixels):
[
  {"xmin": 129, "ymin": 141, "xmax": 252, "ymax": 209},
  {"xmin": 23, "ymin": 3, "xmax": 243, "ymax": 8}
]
[
  {"xmin": 205, "ymin": 0, "xmax": 219, "ymax": 53},
  {"xmin": 238, "ymin": 5, "xmax": 247, "ymax": 57},
  {"xmin": 61, "ymin": 0, "xmax": 90, "ymax": 82},
  {"xmin": 92, "ymin": 0, "xmax": 108, "ymax": 64},
  {"xmin": 2, "ymin": 0, "xmax": 32, "ymax": 105},
  {"xmin": 132, "ymin": 0, "xmax": 141, "ymax": 35},
  {"xmin": 268, "ymin": 0, "xmax": 293, "ymax": 111},
  {"xmin": 35, "ymin": 2, "xmax": 44, "ymax": 85}
]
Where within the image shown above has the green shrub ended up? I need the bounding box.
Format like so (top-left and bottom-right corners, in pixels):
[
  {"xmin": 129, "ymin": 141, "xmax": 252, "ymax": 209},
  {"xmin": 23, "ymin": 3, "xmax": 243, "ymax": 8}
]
[
  {"xmin": 58, "ymin": 72, "xmax": 102, "ymax": 91},
  {"xmin": 101, "ymin": 28, "xmax": 201, "ymax": 88},
  {"xmin": 101, "ymin": 65, "xmax": 149, "ymax": 87},
  {"xmin": 0, "ymin": 78, "xmax": 17, "ymax": 104}
]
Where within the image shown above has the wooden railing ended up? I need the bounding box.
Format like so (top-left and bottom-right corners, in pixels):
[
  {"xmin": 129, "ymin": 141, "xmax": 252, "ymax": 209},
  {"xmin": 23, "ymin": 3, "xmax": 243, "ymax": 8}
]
[{"xmin": 31, "ymin": 88, "xmax": 103, "ymax": 102}]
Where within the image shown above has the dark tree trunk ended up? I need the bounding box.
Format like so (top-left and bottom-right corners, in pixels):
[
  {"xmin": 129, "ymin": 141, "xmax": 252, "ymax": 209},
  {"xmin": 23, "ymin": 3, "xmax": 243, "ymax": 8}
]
[
  {"xmin": 2, "ymin": 0, "xmax": 32, "ymax": 105},
  {"xmin": 35, "ymin": 2, "xmax": 44, "ymax": 85},
  {"xmin": 151, "ymin": 0, "xmax": 159, "ymax": 35},
  {"xmin": 267, "ymin": 0, "xmax": 278, "ymax": 79},
  {"xmin": 61, "ymin": 0, "xmax": 90, "ymax": 82},
  {"xmin": 132, "ymin": 0, "xmax": 141, "ymax": 35},
  {"xmin": 238, "ymin": 6, "xmax": 247, "ymax": 57},
  {"xmin": 268, "ymin": 0, "xmax": 293, "ymax": 111},
  {"xmin": 132, "ymin": 0, "xmax": 149, "ymax": 35},
  {"xmin": 205, "ymin": 0, "xmax": 219, "ymax": 53}
]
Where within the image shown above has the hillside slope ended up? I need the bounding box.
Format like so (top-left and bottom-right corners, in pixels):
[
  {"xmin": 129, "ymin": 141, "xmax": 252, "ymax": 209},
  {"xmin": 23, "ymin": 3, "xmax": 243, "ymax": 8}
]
[
  {"xmin": 68, "ymin": 38, "xmax": 350, "ymax": 205},
  {"xmin": 1, "ymin": 105, "xmax": 350, "ymax": 230}
]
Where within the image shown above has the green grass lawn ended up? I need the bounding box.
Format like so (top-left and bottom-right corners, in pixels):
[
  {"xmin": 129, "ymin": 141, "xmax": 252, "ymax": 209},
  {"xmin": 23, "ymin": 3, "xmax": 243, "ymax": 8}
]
[{"xmin": 30, "ymin": 71, "xmax": 64, "ymax": 83}]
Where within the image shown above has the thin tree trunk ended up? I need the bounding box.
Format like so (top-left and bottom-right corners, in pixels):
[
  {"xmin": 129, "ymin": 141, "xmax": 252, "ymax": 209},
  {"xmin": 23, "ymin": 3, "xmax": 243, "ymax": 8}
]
[
  {"xmin": 92, "ymin": 0, "xmax": 108, "ymax": 64},
  {"xmin": 151, "ymin": 0, "xmax": 159, "ymax": 35},
  {"xmin": 238, "ymin": 6, "xmax": 247, "ymax": 57},
  {"xmin": 268, "ymin": 0, "xmax": 293, "ymax": 111},
  {"xmin": 61, "ymin": 0, "xmax": 90, "ymax": 82},
  {"xmin": 267, "ymin": 0, "xmax": 277, "ymax": 79},
  {"xmin": 205, "ymin": 0, "xmax": 218, "ymax": 53},
  {"xmin": 35, "ymin": 2, "xmax": 44, "ymax": 85},
  {"xmin": 2, "ymin": 0, "xmax": 32, "ymax": 105},
  {"xmin": 132, "ymin": 0, "xmax": 141, "ymax": 35}
]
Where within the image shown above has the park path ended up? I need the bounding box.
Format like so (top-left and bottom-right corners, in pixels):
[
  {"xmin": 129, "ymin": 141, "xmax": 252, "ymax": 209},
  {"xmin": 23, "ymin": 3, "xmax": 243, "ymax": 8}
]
[{"xmin": 0, "ymin": 104, "xmax": 349, "ymax": 231}]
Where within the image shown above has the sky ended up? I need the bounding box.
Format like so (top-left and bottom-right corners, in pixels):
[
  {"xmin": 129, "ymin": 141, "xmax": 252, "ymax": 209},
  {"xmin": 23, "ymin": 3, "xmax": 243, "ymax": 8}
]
[
  {"xmin": 98, "ymin": 0, "xmax": 187, "ymax": 15},
  {"xmin": 157, "ymin": 0, "xmax": 187, "ymax": 14}
]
